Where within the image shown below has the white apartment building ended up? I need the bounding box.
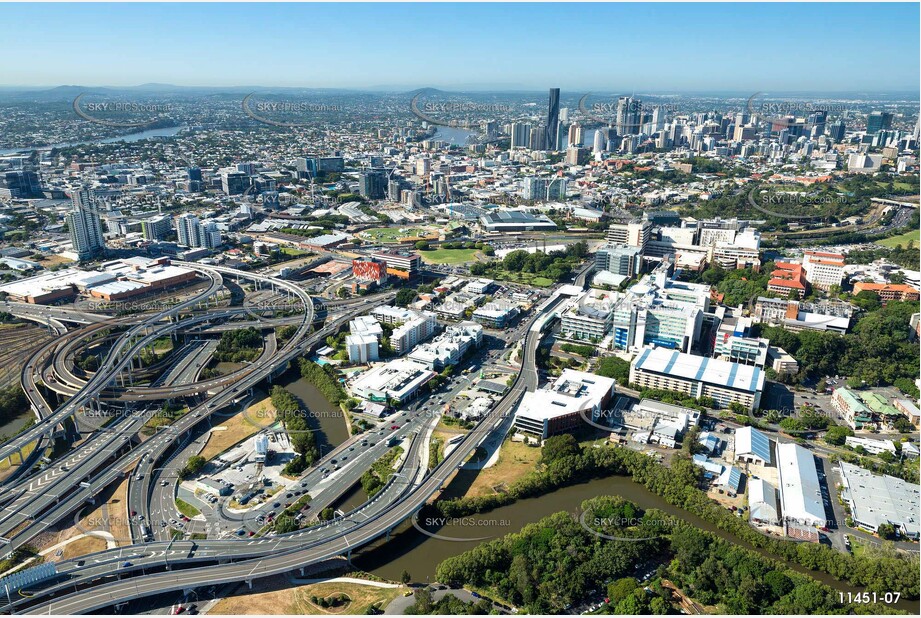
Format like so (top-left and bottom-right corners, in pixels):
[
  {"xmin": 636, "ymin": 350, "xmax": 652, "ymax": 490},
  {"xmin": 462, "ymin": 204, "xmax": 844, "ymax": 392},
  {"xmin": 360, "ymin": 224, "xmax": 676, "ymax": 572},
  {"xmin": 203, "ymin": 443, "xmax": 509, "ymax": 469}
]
[
  {"xmin": 802, "ymin": 251, "xmax": 845, "ymax": 291},
  {"xmin": 408, "ymin": 321, "xmax": 482, "ymax": 369}
]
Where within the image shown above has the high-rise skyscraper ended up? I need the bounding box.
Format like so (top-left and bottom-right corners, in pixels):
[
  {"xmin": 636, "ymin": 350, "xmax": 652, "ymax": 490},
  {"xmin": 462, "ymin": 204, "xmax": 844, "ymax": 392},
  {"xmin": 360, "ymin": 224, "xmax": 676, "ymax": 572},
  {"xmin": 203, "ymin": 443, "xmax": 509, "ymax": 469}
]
[
  {"xmin": 615, "ymin": 96, "xmax": 640, "ymax": 135},
  {"xmin": 568, "ymin": 123, "xmax": 583, "ymax": 147},
  {"xmin": 510, "ymin": 122, "xmax": 532, "ymax": 149},
  {"xmin": 545, "ymin": 88, "xmax": 560, "ymax": 151},
  {"xmin": 176, "ymin": 213, "xmax": 202, "ymax": 248},
  {"xmin": 359, "ymin": 170, "xmax": 386, "ymax": 199},
  {"xmin": 593, "ymin": 129, "xmax": 606, "ymax": 154},
  {"xmin": 866, "ymin": 111, "xmax": 893, "ymax": 134},
  {"xmin": 67, "ymin": 188, "xmax": 106, "ymax": 260}
]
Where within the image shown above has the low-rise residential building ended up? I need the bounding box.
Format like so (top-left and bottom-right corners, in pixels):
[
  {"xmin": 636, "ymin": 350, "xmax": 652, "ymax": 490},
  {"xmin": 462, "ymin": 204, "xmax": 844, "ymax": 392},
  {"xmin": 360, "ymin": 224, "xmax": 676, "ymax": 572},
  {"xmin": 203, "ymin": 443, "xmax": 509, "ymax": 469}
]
[
  {"xmin": 346, "ymin": 333, "xmax": 379, "ymax": 363},
  {"xmin": 767, "ymin": 346, "xmax": 799, "ymax": 374},
  {"xmin": 845, "ymin": 436, "xmax": 896, "ymax": 455},
  {"xmin": 831, "ymin": 387, "xmax": 874, "ymax": 430},
  {"xmin": 560, "ymin": 289, "xmax": 618, "ymax": 341},
  {"xmin": 472, "ymin": 300, "xmax": 520, "ymax": 328},
  {"xmin": 408, "ymin": 321, "xmax": 482, "ymax": 369},
  {"xmin": 893, "ymin": 398, "xmax": 920, "ymax": 428}
]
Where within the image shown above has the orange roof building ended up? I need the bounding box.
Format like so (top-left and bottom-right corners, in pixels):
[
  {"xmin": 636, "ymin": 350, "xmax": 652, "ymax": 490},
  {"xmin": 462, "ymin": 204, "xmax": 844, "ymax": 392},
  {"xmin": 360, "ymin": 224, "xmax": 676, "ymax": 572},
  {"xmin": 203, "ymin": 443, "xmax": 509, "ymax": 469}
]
[
  {"xmin": 768, "ymin": 262, "xmax": 807, "ymax": 298},
  {"xmin": 853, "ymin": 282, "xmax": 920, "ymax": 303}
]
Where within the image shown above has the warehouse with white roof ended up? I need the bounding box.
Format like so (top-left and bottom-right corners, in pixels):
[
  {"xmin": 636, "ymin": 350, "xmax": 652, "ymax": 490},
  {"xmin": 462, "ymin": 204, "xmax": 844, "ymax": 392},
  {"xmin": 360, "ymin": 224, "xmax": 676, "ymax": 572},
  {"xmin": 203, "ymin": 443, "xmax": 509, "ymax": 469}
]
[
  {"xmin": 776, "ymin": 443, "xmax": 826, "ymax": 528},
  {"xmin": 839, "ymin": 462, "xmax": 920, "ymax": 539},
  {"xmin": 749, "ymin": 478, "xmax": 780, "ymax": 525}
]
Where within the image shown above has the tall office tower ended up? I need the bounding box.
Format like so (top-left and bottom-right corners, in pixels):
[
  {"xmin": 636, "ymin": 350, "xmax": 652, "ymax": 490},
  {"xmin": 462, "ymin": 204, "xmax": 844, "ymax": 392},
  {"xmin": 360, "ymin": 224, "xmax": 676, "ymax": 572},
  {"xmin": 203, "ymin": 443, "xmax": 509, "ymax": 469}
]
[
  {"xmin": 559, "ymin": 107, "xmax": 569, "ymax": 122},
  {"xmin": 565, "ymin": 147, "xmax": 588, "ymax": 166},
  {"xmin": 221, "ymin": 171, "xmax": 248, "ymax": 195},
  {"xmin": 547, "ymin": 177, "xmax": 567, "ymax": 200},
  {"xmin": 387, "ymin": 178, "xmax": 403, "ymax": 202},
  {"xmin": 0, "ymin": 170, "xmax": 42, "ymax": 198},
  {"xmin": 616, "ymin": 96, "xmax": 641, "ymax": 135},
  {"xmin": 866, "ymin": 111, "xmax": 893, "ymax": 134},
  {"xmin": 807, "ymin": 110, "xmax": 827, "ymax": 137},
  {"xmin": 237, "ymin": 162, "xmax": 256, "ymax": 176},
  {"xmin": 827, "ymin": 120, "xmax": 846, "ymax": 142},
  {"xmin": 651, "ymin": 105, "xmax": 664, "ymax": 132},
  {"xmin": 296, "ymin": 156, "xmax": 317, "ymax": 179},
  {"xmin": 176, "ymin": 213, "xmax": 203, "ymax": 248},
  {"xmin": 415, "ymin": 157, "xmax": 431, "ymax": 177},
  {"xmin": 66, "ymin": 188, "xmax": 106, "ymax": 260},
  {"xmin": 545, "ymin": 88, "xmax": 560, "ymax": 151},
  {"xmin": 510, "ymin": 122, "xmax": 531, "ymax": 149},
  {"xmin": 187, "ymin": 167, "xmax": 202, "ymax": 182},
  {"xmin": 522, "ymin": 177, "xmax": 544, "ymax": 201},
  {"xmin": 734, "ymin": 112, "xmax": 749, "ymax": 127},
  {"xmin": 261, "ymin": 191, "xmax": 279, "ymax": 210},
  {"xmin": 568, "ymin": 123, "xmax": 583, "ymax": 147},
  {"xmin": 593, "ymin": 129, "xmax": 606, "ymax": 154},
  {"xmin": 359, "ymin": 170, "xmax": 386, "ymax": 199}
]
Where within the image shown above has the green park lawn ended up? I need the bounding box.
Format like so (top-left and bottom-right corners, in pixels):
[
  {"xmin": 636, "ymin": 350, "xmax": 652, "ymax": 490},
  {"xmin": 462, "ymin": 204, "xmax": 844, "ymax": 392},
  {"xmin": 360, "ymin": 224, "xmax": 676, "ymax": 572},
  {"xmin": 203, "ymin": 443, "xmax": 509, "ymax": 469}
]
[
  {"xmin": 419, "ymin": 248, "xmax": 479, "ymax": 265},
  {"xmin": 878, "ymin": 229, "xmax": 919, "ymax": 248}
]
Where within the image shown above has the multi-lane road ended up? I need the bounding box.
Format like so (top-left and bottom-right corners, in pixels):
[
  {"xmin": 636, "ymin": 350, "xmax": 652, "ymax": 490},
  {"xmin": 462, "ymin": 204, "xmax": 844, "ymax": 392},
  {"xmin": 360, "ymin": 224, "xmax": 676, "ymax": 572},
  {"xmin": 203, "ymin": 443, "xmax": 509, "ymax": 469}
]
[{"xmin": 0, "ymin": 258, "xmax": 584, "ymax": 614}]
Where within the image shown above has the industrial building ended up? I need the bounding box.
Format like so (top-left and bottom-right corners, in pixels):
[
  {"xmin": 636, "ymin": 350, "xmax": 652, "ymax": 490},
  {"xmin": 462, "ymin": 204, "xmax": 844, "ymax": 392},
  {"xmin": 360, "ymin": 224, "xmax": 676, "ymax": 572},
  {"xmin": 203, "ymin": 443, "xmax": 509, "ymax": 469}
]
[
  {"xmin": 839, "ymin": 462, "xmax": 920, "ymax": 539},
  {"xmin": 749, "ymin": 478, "xmax": 781, "ymax": 525},
  {"xmin": 734, "ymin": 426, "xmax": 774, "ymax": 466},
  {"xmin": 776, "ymin": 443, "xmax": 826, "ymax": 528}
]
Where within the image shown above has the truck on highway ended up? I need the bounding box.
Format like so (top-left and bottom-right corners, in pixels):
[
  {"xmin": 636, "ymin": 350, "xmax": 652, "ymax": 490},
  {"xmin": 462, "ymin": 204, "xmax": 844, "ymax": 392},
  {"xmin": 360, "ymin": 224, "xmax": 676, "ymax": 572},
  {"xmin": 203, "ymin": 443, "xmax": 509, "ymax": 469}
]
[{"xmin": 141, "ymin": 524, "xmax": 153, "ymax": 541}]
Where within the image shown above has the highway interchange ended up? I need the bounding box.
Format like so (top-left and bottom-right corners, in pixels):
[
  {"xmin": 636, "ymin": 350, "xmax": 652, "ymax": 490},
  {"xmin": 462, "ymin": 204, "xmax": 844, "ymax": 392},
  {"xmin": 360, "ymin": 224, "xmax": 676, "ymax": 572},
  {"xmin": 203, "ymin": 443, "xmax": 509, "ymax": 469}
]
[{"xmin": 0, "ymin": 259, "xmax": 590, "ymax": 614}]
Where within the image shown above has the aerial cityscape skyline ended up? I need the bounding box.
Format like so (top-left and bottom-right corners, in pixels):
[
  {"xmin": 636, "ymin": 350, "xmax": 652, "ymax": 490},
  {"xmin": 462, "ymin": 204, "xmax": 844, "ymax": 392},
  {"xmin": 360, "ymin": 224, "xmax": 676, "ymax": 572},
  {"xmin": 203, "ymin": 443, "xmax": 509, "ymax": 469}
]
[{"xmin": 0, "ymin": 2, "xmax": 918, "ymax": 617}]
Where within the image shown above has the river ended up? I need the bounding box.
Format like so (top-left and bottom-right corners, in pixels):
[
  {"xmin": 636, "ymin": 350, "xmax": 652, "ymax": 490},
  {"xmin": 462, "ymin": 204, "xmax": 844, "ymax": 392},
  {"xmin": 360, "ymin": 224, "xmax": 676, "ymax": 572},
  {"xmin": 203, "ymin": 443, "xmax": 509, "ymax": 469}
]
[
  {"xmin": 0, "ymin": 125, "xmax": 186, "ymax": 155},
  {"xmin": 275, "ymin": 366, "xmax": 350, "ymax": 452},
  {"xmin": 353, "ymin": 470, "xmax": 917, "ymax": 611},
  {"xmin": 0, "ymin": 411, "xmax": 33, "ymax": 441}
]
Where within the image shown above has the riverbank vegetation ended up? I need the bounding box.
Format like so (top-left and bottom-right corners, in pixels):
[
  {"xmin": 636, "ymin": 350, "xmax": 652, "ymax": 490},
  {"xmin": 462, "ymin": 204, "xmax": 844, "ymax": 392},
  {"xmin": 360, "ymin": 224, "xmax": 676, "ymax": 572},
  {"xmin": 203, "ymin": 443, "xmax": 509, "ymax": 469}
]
[
  {"xmin": 435, "ymin": 496, "xmax": 900, "ymax": 615},
  {"xmin": 297, "ymin": 358, "xmax": 346, "ymax": 405},
  {"xmin": 429, "ymin": 436, "xmax": 919, "ymax": 600},
  {"xmin": 269, "ymin": 385, "xmax": 319, "ymax": 474}
]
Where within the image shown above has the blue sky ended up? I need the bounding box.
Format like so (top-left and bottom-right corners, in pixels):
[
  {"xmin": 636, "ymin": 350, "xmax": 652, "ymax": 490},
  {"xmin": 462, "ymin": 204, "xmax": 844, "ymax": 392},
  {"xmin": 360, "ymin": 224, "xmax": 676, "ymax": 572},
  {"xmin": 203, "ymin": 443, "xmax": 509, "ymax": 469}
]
[{"xmin": 1, "ymin": 2, "xmax": 918, "ymax": 92}]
